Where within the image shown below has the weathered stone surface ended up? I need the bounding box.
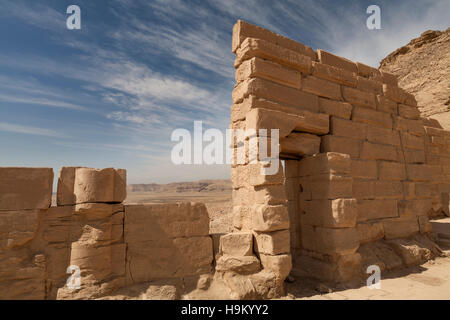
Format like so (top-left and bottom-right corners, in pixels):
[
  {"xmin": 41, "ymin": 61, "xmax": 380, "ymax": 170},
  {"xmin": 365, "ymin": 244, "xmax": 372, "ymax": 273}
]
[
  {"xmin": 220, "ymin": 232, "xmax": 253, "ymax": 256},
  {"xmin": 124, "ymin": 203, "xmax": 210, "ymax": 241},
  {"xmin": 356, "ymin": 222, "xmax": 384, "ymax": 244},
  {"xmin": 236, "ymin": 57, "xmax": 302, "ymax": 89},
  {"xmin": 73, "ymin": 168, "xmax": 126, "ymax": 204},
  {"xmin": 301, "ymin": 225, "xmax": 359, "ymax": 255},
  {"xmin": 321, "ymin": 135, "xmax": 361, "ymax": 158},
  {"xmin": 254, "ymin": 230, "xmax": 290, "ymax": 255},
  {"xmin": 318, "ymin": 98, "xmax": 352, "ymax": 119},
  {"xmin": 302, "ymin": 76, "xmax": 342, "ymax": 100},
  {"xmin": 317, "ymin": 49, "xmax": 357, "ymax": 73},
  {"xmin": 259, "ymin": 254, "xmax": 292, "ymax": 279},
  {"xmin": 300, "ymin": 174, "xmax": 353, "ymax": 200},
  {"xmin": 232, "ymin": 20, "xmax": 316, "ymax": 59},
  {"xmin": 0, "ymin": 168, "xmax": 53, "ymax": 211},
  {"xmin": 298, "ymin": 152, "xmax": 351, "ymax": 177},
  {"xmin": 215, "ymin": 255, "xmax": 261, "ymax": 275},
  {"xmin": 330, "ymin": 117, "xmax": 366, "ymax": 139},
  {"xmin": 233, "ymin": 78, "xmax": 319, "ymax": 112},
  {"xmin": 245, "ymin": 107, "xmax": 328, "ymax": 138},
  {"xmin": 353, "ymin": 107, "xmax": 393, "ymax": 128},
  {"xmin": 357, "ymin": 199, "xmax": 398, "ymax": 222},
  {"xmin": 301, "ymin": 199, "xmax": 357, "ymax": 228},
  {"xmin": 351, "ymin": 160, "xmax": 377, "ymax": 179},
  {"xmin": 383, "ymin": 216, "xmax": 419, "ymax": 239},
  {"xmin": 342, "ymin": 86, "xmax": 376, "ymax": 109},
  {"xmin": 312, "ymin": 61, "xmax": 357, "ymax": 87},
  {"xmin": 280, "ymin": 132, "xmax": 320, "ymax": 156},
  {"xmin": 251, "ymin": 204, "xmax": 289, "ymax": 232}
]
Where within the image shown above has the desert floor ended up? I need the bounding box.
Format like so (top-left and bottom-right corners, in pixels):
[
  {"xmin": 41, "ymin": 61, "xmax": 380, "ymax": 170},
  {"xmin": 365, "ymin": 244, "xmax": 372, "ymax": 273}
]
[{"xmin": 126, "ymin": 191, "xmax": 450, "ymax": 300}]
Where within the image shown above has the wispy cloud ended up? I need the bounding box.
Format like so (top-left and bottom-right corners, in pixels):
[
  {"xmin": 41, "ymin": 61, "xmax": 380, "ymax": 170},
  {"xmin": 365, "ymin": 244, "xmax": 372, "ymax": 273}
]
[{"xmin": 0, "ymin": 122, "xmax": 63, "ymax": 137}]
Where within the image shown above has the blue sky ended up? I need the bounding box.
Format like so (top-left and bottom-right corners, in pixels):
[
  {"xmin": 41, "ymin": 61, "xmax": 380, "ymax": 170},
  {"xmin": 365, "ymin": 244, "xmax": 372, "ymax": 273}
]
[{"xmin": 0, "ymin": 0, "xmax": 449, "ymax": 184}]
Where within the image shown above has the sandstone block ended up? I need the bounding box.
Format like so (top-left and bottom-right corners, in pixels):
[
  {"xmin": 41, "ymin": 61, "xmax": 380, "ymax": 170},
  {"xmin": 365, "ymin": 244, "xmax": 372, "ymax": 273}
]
[
  {"xmin": 280, "ymin": 132, "xmax": 320, "ymax": 156},
  {"xmin": 318, "ymin": 98, "xmax": 352, "ymax": 119},
  {"xmin": 245, "ymin": 107, "xmax": 328, "ymax": 138},
  {"xmin": 383, "ymin": 84, "xmax": 406, "ymax": 103},
  {"xmin": 351, "ymin": 160, "xmax": 377, "ymax": 179},
  {"xmin": 254, "ymin": 230, "xmax": 290, "ymax": 255},
  {"xmin": 342, "ymin": 86, "xmax": 376, "ymax": 109},
  {"xmin": 233, "ymin": 78, "xmax": 319, "ymax": 113},
  {"xmin": 301, "ymin": 198, "xmax": 357, "ymax": 228},
  {"xmin": 301, "ymin": 225, "xmax": 359, "ymax": 255},
  {"xmin": 376, "ymin": 95, "xmax": 397, "ymax": 114},
  {"xmin": 248, "ymin": 161, "xmax": 285, "ymax": 187},
  {"xmin": 321, "ymin": 135, "xmax": 361, "ymax": 158},
  {"xmin": 418, "ymin": 216, "xmax": 433, "ymax": 233},
  {"xmin": 124, "ymin": 202, "xmax": 210, "ymax": 241},
  {"xmin": 254, "ymin": 185, "xmax": 287, "ymax": 205},
  {"xmin": 356, "ymin": 62, "xmax": 381, "ymax": 78},
  {"xmin": 360, "ymin": 142, "xmax": 397, "ymax": 161},
  {"xmin": 401, "ymin": 133, "xmax": 424, "ymax": 150},
  {"xmin": 398, "ymin": 200, "xmax": 432, "ymax": 217},
  {"xmin": 236, "ymin": 57, "xmax": 301, "ymax": 89},
  {"xmin": 0, "ymin": 167, "xmax": 53, "ymax": 211},
  {"xmin": 356, "ymin": 222, "xmax": 384, "ymax": 244},
  {"xmin": 357, "ymin": 199, "xmax": 398, "ymax": 222},
  {"xmin": 66, "ymin": 167, "xmax": 126, "ymax": 204},
  {"xmin": 232, "ymin": 20, "xmax": 316, "ymax": 59},
  {"xmin": 366, "ymin": 126, "xmax": 400, "ymax": 146},
  {"xmin": 302, "ymin": 174, "xmax": 353, "ymax": 200},
  {"xmin": 383, "ymin": 217, "xmax": 419, "ymax": 240},
  {"xmin": 394, "ymin": 117, "xmax": 425, "ymax": 136},
  {"xmin": 398, "ymin": 104, "xmax": 420, "ymax": 120},
  {"xmin": 406, "ymin": 164, "xmax": 433, "ymax": 181},
  {"xmin": 330, "ymin": 117, "xmax": 366, "ymax": 139},
  {"xmin": 220, "ymin": 232, "xmax": 253, "ymax": 256},
  {"xmin": 259, "ymin": 254, "xmax": 292, "ymax": 279},
  {"xmin": 251, "ymin": 204, "xmax": 289, "ymax": 232},
  {"xmin": 312, "ymin": 61, "xmax": 357, "ymax": 87},
  {"xmin": 374, "ymin": 181, "xmax": 403, "ymax": 199},
  {"xmin": 302, "ymin": 76, "xmax": 342, "ymax": 100},
  {"xmin": 215, "ymin": 255, "xmax": 261, "ymax": 275},
  {"xmin": 378, "ymin": 161, "xmax": 406, "ymax": 180},
  {"xmin": 380, "ymin": 71, "xmax": 398, "ymax": 86},
  {"xmin": 352, "ymin": 107, "xmax": 393, "ymax": 128},
  {"xmin": 298, "ymin": 152, "xmax": 351, "ymax": 177},
  {"xmin": 356, "ymin": 76, "xmax": 383, "ymax": 95},
  {"xmin": 317, "ymin": 49, "xmax": 358, "ymax": 73}
]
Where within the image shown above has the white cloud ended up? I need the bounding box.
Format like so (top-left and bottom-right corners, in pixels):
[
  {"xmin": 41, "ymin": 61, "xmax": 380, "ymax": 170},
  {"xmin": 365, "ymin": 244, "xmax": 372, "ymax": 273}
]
[{"xmin": 0, "ymin": 122, "xmax": 63, "ymax": 137}]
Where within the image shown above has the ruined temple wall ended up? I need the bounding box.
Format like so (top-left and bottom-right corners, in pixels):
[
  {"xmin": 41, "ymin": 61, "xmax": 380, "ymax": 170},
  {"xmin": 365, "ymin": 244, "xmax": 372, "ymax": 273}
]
[
  {"xmin": 0, "ymin": 167, "xmax": 214, "ymax": 300},
  {"xmin": 230, "ymin": 20, "xmax": 447, "ymax": 283}
]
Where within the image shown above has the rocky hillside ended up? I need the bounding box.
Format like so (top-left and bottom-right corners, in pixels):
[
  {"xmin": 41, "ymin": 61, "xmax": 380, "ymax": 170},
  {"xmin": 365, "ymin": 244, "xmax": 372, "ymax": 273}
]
[
  {"xmin": 127, "ymin": 179, "xmax": 231, "ymax": 193},
  {"xmin": 380, "ymin": 28, "xmax": 450, "ymax": 127}
]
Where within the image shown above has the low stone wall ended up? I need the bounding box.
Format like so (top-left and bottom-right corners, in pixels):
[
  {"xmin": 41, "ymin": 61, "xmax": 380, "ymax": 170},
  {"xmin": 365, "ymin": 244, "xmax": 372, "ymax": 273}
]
[{"xmin": 0, "ymin": 167, "xmax": 214, "ymax": 300}]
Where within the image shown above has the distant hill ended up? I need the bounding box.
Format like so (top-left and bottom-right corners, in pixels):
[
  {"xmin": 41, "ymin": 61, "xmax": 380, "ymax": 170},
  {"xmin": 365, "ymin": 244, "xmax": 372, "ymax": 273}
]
[
  {"xmin": 380, "ymin": 28, "xmax": 450, "ymax": 127},
  {"xmin": 127, "ymin": 179, "xmax": 231, "ymax": 193}
]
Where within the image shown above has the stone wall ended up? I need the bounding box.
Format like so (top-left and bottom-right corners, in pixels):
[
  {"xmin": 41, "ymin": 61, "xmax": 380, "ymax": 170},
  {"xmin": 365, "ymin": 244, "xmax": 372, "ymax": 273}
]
[
  {"xmin": 229, "ymin": 20, "xmax": 446, "ymax": 286},
  {"xmin": 0, "ymin": 167, "xmax": 213, "ymax": 299}
]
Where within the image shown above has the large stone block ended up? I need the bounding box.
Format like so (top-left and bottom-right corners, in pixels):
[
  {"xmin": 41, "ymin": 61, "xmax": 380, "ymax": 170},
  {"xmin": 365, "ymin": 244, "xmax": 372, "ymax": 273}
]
[
  {"xmin": 357, "ymin": 199, "xmax": 398, "ymax": 222},
  {"xmin": 317, "ymin": 49, "xmax": 358, "ymax": 73},
  {"xmin": 312, "ymin": 61, "xmax": 357, "ymax": 87},
  {"xmin": 301, "ymin": 225, "xmax": 359, "ymax": 255},
  {"xmin": 215, "ymin": 255, "xmax": 261, "ymax": 275},
  {"xmin": 254, "ymin": 230, "xmax": 290, "ymax": 255},
  {"xmin": 383, "ymin": 84, "xmax": 406, "ymax": 103},
  {"xmin": 352, "ymin": 107, "xmax": 393, "ymax": 128},
  {"xmin": 351, "ymin": 160, "xmax": 377, "ymax": 179},
  {"xmin": 298, "ymin": 152, "xmax": 351, "ymax": 177},
  {"xmin": 356, "ymin": 62, "xmax": 381, "ymax": 79},
  {"xmin": 236, "ymin": 57, "xmax": 301, "ymax": 89},
  {"xmin": 360, "ymin": 142, "xmax": 397, "ymax": 161},
  {"xmin": 376, "ymin": 95, "xmax": 397, "ymax": 114},
  {"xmin": 302, "ymin": 76, "xmax": 342, "ymax": 100},
  {"xmin": 378, "ymin": 161, "xmax": 406, "ymax": 181},
  {"xmin": 232, "ymin": 20, "xmax": 316, "ymax": 59},
  {"xmin": 259, "ymin": 254, "xmax": 292, "ymax": 279},
  {"xmin": 366, "ymin": 126, "xmax": 400, "ymax": 146},
  {"xmin": 58, "ymin": 167, "xmax": 126, "ymax": 205},
  {"xmin": 124, "ymin": 202, "xmax": 210, "ymax": 241},
  {"xmin": 383, "ymin": 217, "xmax": 419, "ymax": 239},
  {"xmin": 356, "ymin": 222, "xmax": 384, "ymax": 244},
  {"xmin": 330, "ymin": 117, "xmax": 367, "ymax": 139},
  {"xmin": 301, "ymin": 174, "xmax": 353, "ymax": 200},
  {"xmin": 280, "ymin": 132, "xmax": 320, "ymax": 156},
  {"xmin": 253, "ymin": 185, "xmax": 287, "ymax": 205},
  {"xmin": 0, "ymin": 167, "xmax": 53, "ymax": 211},
  {"xmin": 356, "ymin": 76, "xmax": 383, "ymax": 95},
  {"xmin": 318, "ymin": 98, "xmax": 352, "ymax": 119},
  {"xmin": 220, "ymin": 232, "xmax": 253, "ymax": 256},
  {"xmin": 301, "ymin": 199, "xmax": 357, "ymax": 228},
  {"xmin": 398, "ymin": 104, "xmax": 420, "ymax": 120},
  {"xmin": 342, "ymin": 86, "xmax": 376, "ymax": 109},
  {"xmin": 245, "ymin": 107, "xmax": 328, "ymax": 138},
  {"xmin": 233, "ymin": 78, "xmax": 319, "ymax": 112},
  {"xmin": 251, "ymin": 204, "xmax": 289, "ymax": 232},
  {"xmin": 321, "ymin": 135, "xmax": 361, "ymax": 158}
]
